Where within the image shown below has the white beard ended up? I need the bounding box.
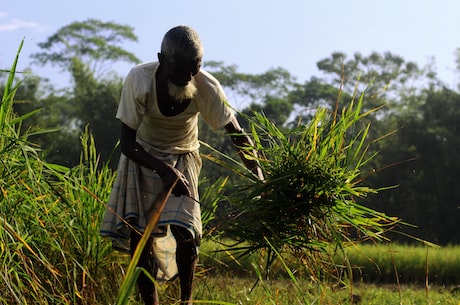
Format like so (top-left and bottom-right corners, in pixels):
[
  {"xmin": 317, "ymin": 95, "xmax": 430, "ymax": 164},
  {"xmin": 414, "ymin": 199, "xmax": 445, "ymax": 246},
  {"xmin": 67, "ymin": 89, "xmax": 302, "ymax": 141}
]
[{"xmin": 167, "ymin": 79, "xmax": 198, "ymax": 101}]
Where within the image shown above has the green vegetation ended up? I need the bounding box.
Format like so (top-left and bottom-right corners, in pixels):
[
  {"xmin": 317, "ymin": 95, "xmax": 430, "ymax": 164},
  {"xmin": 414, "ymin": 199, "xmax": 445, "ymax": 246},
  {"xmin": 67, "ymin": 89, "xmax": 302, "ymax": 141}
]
[
  {"xmin": 199, "ymin": 240, "xmax": 460, "ymax": 281},
  {"xmin": 2, "ymin": 22, "xmax": 460, "ymax": 304},
  {"xmin": 201, "ymin": 90, "xmax": 402, "ymax": 284},
  {"xmin": 339, "ymin": 243, "xmax": 460, "ymax": 285},
  {"xmin": 0, "ymin": 41, "xmax": 124, "ymax": 303},
  {"xmin": 191, "ymin": 277, "xmax": 460, "ymax": 305}
]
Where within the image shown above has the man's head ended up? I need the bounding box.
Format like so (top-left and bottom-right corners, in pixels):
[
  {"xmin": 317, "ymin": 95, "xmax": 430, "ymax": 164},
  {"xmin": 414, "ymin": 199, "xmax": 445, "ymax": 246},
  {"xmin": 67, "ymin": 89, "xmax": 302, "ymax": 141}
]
[
  {"xmin": 160, "ymin": 25, "xmax": 204, "ymax": 62},
  {"xmin": 158, "ymin": 26, "xmax": 203, "ymax": 100}
]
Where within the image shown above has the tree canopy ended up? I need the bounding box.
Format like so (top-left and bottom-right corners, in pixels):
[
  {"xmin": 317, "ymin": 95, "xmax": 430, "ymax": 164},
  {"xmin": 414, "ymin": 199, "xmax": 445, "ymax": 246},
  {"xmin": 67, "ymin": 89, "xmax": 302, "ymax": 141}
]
[{"xmin": 31, "ymin": 19, "xmax": 140, "ymax": 80}]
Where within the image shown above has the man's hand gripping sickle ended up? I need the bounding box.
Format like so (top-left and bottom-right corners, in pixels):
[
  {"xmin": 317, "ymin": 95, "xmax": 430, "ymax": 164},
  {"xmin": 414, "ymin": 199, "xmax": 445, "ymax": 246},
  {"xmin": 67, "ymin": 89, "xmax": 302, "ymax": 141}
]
[
  {"xmin": 158, "ymin": 164, "xmax": 191, "ymax": 197},
  {"xmin": 120, "ymin": 123, "xmax": 192, "ymax": 197}
]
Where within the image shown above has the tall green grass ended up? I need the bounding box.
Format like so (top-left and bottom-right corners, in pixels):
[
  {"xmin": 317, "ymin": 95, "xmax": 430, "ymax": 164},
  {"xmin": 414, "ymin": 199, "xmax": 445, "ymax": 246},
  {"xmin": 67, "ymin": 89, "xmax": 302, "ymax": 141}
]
[
  {"xmin": 0, "ymin": 42, "xmax": 224, "ymax": 304},
  {"xmin": 0, "ymin": 39, "xmax": 64, "ymax": 304},
  {"xmin": 1, "ymin": 40, "xmax": 126, "ymax": 304}
]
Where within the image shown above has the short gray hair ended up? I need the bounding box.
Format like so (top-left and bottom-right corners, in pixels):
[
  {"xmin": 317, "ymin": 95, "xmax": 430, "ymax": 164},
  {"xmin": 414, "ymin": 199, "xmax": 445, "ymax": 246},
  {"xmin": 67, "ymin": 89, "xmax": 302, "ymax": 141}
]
[{"xmin": 160, "ymin": 25, "xmax": 204, "ymax": 61}]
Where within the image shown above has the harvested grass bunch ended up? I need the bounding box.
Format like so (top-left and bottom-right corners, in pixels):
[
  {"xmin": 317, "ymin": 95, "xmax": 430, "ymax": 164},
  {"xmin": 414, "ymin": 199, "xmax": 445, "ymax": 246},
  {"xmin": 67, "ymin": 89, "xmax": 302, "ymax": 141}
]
[{"xmin": 206, "ymin": 92, "xmax": 400, "ymax": 263}]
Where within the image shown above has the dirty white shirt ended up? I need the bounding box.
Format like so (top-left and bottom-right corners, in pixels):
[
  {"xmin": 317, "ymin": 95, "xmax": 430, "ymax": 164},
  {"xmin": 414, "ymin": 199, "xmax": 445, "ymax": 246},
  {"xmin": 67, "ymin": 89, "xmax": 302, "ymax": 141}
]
[{"xmin": 116, "ymin": 61, "xmax": 235, "ymax": 153}]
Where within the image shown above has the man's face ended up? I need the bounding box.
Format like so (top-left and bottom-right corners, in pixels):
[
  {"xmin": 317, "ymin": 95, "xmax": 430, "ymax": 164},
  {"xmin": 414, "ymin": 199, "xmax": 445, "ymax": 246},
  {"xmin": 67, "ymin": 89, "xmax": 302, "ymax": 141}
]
[{"xmin": 163, "ymin": 56, "xmax": 202, "ymax": 87}]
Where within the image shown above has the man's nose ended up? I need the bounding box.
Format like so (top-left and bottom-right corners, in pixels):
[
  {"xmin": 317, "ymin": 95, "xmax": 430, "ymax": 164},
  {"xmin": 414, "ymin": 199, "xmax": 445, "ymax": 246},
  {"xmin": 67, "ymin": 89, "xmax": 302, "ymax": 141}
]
[
  {"xmin": 182, "ymin": 72, "xmax": 193, "ymax": 82},
  {"xmin": 175, "ymin": 72, "xmax": 193, "ymax": 86}
]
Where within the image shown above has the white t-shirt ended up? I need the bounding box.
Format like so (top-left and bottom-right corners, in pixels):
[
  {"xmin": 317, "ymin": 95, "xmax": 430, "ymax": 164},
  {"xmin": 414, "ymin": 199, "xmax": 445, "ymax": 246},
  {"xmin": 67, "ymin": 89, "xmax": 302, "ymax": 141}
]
[{"xmin": 116, "ymin": 62, "xmax": 235, "ymax": 154}]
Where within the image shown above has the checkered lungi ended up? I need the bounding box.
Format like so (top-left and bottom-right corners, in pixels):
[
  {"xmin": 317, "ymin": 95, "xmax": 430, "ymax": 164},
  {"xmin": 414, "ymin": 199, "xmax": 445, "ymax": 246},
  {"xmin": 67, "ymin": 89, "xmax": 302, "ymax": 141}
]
[{"xmin": 100, "ymin": 140, "xmax": 202, "ymax": 280}]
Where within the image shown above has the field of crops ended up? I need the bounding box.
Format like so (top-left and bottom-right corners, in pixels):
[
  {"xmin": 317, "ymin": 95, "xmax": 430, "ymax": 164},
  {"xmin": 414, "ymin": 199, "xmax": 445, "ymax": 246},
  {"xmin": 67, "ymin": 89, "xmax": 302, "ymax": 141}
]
[
  {"xmin": 2, "ymin": 43, "xmax": 460, "ymax": 305},
  {"xmin": 193, "ymin": 241, "xmax": 460, "ymax": 304},
  {"xmin": 190, "ymin": 276, "xmax": 460, "ymax": 305}
]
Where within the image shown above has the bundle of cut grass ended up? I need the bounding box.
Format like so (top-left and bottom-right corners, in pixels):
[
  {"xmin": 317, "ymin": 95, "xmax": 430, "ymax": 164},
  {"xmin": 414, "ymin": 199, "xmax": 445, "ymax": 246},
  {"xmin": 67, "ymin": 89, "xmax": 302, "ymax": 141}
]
[{"xmin": 204, "ymin": 91, "xmax": 401, "ymax": 268}]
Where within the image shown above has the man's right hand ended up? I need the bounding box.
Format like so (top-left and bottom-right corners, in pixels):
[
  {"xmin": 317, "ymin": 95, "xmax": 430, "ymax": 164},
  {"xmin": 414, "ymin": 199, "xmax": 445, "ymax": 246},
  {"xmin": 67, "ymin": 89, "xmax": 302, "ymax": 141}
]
[
  {"xmin": 120, "ymin": 123, "xmax": 191, "ymax": 197},
  {"xmin": 159, "ymin": 166, "xmax": 191, "ymax": 197}
]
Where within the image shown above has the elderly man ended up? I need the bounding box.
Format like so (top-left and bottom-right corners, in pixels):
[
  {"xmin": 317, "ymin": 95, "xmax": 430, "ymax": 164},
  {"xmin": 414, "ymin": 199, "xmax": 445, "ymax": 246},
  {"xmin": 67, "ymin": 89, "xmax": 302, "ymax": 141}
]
[{"xmin": 100, "ymin": 25, "xmax": 263, "ymax": 305}]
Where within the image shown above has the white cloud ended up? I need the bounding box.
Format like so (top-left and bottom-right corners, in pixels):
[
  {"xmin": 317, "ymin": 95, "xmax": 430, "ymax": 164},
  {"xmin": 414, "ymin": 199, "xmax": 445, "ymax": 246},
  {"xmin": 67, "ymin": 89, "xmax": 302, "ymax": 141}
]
[{"xmin": 0, "ymin": 12, "xmax": 50, "ymax": 32}]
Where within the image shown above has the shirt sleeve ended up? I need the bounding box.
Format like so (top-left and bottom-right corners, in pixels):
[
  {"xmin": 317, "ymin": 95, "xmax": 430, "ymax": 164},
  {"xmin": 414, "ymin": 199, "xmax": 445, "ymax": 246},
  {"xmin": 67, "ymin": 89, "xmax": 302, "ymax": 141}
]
[
  {"xmin": 116, "ymin": 67, "xmax": 148, "ymax": 130},
  {"xmin": 195, "ymin": 70, "xmax": 235, "ymax": 130}
]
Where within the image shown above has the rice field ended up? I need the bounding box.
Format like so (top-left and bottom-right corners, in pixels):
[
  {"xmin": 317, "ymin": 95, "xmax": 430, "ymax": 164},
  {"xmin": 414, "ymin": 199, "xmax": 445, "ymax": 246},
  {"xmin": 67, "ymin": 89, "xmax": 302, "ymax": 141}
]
[{"xmin": 2, "ymin": 42, "xmax": 460, "ymax": 305}]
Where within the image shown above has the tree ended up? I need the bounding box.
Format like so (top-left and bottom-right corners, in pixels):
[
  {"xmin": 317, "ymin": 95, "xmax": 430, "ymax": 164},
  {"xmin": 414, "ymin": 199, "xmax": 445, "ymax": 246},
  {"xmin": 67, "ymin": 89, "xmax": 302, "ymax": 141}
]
[
  {"xmin": 29, "ymin": 19, "xmax": 141, "ymax": 166},
  {"xmin": 316, "ymin": 51, "xmax": 428, "ymax": 96},
  {"xmin": 70, "ymin": 57, "xmax": 123, "ymax": 166},
  {"xmin": 364, "ymin": 86, "xmax": 460, "ymax": 244},
  {"xmin": 31, "ymin": 19, "xmax": 140, "ymax": 80},
  {"xmin": 290, "ymin": 51, "xmax": 434, "ymax": 119},
  {"xmin": 205, "ymin": 61, "xmax": 296, "ymax": 113}
]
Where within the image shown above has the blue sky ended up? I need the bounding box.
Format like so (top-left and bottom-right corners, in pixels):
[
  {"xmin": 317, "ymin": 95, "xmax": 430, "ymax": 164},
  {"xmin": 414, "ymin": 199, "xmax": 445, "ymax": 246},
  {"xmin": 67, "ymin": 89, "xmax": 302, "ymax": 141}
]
[{"xmin": 2, "ymin": 0, "xmax": 460, "ymax": 92}]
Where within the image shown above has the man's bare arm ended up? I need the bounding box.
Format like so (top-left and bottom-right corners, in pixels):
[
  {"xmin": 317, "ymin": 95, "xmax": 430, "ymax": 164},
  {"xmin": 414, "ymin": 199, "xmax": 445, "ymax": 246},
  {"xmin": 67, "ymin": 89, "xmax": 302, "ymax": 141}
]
[{"xmin": 224, "ymin": 117, "xmax": 264, "ymax": 180}]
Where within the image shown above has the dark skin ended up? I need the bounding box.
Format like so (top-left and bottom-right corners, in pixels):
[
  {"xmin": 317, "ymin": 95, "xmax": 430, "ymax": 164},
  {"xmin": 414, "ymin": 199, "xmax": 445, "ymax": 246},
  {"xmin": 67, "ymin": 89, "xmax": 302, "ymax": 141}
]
[{"xmin": 121, "ymin": 52, "xmax": 263, "ymax": 305}]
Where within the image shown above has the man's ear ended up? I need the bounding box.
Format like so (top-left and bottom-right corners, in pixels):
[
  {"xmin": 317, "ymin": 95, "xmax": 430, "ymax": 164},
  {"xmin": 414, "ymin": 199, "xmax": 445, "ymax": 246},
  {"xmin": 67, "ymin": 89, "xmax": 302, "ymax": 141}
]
[{"xmin": 157, "ymin": 52, "xmax": 163, "ymax": 63}]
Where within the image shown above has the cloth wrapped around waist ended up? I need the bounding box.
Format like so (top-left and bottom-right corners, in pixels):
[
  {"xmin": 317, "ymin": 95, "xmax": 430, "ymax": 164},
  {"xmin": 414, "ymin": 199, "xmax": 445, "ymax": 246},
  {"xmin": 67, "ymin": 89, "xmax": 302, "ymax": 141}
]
[{"xmin": 100, "ymin": 142, "xmax": 202, "ymax": 280}]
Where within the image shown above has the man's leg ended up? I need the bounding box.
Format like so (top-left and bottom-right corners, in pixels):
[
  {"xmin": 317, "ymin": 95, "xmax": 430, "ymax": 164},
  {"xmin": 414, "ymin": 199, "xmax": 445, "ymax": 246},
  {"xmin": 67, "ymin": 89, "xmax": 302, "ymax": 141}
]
[
  {"xmin": 130, "ymin": 230, "xmax": 159, "ymax": 305},
  {"xmin": 170, "ymin": 225, "xmax": 198, "ymax": 304}
]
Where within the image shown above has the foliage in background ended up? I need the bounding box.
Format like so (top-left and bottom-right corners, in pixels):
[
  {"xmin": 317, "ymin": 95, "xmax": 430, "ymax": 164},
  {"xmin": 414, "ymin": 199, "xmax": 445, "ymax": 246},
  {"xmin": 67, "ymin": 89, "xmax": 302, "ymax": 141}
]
[
  {"xmin": 31, "ymin": 19, "xmax": 140, "ymax": 78},
  {"xmin": 365, "ymin": 87, "xmax": 460, "ymax": 244}
]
